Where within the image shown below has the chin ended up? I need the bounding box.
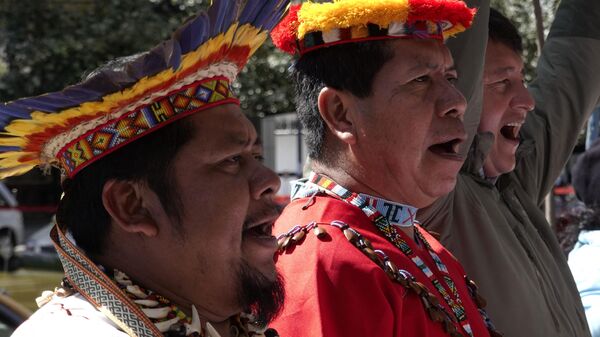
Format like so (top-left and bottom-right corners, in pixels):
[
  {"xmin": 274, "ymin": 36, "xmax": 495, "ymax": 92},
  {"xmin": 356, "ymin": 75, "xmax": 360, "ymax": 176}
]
[
  {"xmin": 257, "ymin": 263, "xmax": 277, "ymax": 281},
  {"xmin": 422, "ymin": 176, "xmax": 457, "ymax": 206}
]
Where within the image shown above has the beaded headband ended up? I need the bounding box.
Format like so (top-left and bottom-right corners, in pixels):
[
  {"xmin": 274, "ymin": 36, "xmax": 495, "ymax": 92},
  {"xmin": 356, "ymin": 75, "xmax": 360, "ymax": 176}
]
[
  {"xmin": 0, "ymin": 0, "xmax": 290, "ymax": 178},
  {"xmin": 271, "ymin": 0, "xmax": 476, "ymax": 55}
]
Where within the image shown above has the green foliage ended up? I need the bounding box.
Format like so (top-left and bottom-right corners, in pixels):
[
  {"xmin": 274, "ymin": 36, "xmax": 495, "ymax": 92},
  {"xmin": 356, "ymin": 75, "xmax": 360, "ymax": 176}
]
[
  {"xmin": 0, "ymin": 0, "xmax": 293, "ymax": 117},
  {"xmin": 236, "ymin": 40, "xmax": 295, "ymax": 117},
  {"xmin": 0, "ymin": 0, "xmax": 205, "ymax": 100},
  {"xmin": 0, "ymin": 0, "xmax": 561, "ymax": 117}
]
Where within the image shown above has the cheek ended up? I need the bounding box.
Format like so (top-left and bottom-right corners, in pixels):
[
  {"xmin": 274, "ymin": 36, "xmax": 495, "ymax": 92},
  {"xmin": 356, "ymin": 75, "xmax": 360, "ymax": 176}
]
[{"xmin": 479, "ymin": 105, "xmax": 503, "ymax": 133}]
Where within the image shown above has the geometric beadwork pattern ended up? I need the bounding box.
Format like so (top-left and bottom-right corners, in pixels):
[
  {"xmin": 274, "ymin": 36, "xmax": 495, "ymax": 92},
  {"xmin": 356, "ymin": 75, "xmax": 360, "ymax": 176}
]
[
  {"xmin": 51, "ymin": 225, "xmax": 163, "ymax": 337},
  {"xmin": 58, "ymin": 77, "xmax": 237, "ymax": 177}
]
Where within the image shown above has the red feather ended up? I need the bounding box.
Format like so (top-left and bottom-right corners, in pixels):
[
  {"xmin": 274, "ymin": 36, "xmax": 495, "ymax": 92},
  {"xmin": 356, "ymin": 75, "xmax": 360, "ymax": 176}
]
[
  {"xmin": 270, "ymin": 4, "xmax": 302, "ymax": 54},
  {"xmin": 408, "ymin": 0, "xmax": 476, "ymax": 28}
]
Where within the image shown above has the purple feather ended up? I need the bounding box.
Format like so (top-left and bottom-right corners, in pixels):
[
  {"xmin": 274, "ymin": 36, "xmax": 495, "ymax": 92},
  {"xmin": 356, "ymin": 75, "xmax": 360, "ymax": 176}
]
[
  {"xmin": 0, "ymin": 0, "xmax": 292, "ymax": 142},
  {"xmin": 208, "ymin": 0, "xmax": 241, "ymax": 36},
  {"xmin": 59, "ymin": 87, "xmax": 103, "ymax": 102},
  {"xmin": 0, "ymin": 105, "xmax": 30, "ymax": 120},
  {"xmin": 0, "ymin": 146, "xmax": 21, "ymax": 152},
  {"xmin": 175, "ymin": 12, "xmax": 210, "ymax": 54}
]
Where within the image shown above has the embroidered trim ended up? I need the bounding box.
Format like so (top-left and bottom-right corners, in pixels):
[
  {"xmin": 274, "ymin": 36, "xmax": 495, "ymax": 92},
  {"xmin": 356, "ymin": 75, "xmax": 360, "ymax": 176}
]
[
  {"xmin": 42, "ymin": 63, "xmax": 239, "ymax": 163},
  {"xmin": 57, "ymin": 77, "xmax": 237, "ymax": 177},
  {"xmin": 51, "ymin": 224, "xmax": 162, "ymax": 337},
  {"xmin": 291, "ymin": 179, "xmax": 419, "ymax": 228}
]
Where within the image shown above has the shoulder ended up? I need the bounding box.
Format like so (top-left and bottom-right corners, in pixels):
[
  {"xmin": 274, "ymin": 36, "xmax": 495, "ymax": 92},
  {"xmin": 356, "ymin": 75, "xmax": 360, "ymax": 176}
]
[{"xmin": 12, "ymin": 293, "xmax": 126, "ymax": 337}]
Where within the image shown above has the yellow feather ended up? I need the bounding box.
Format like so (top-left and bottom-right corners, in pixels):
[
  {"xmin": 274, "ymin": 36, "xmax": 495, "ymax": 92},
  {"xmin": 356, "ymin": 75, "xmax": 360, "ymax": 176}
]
[
  {"xmin": 0, "ymin": 5, "xmax": 272, "ymax": 179},
  {"xmin": 0, "ymin": 151, "xmax": 40, "ymax": 179},
  {"xmin": 0, "ymin": 137, "xmax": 27, "ymax": 147},
  {"xmin": 298, "ymin": 0, "xmax": 410, "ymax": 39},
  {"xmin": 233, "ymin": 24, "xmax": 268, "ymax": 56},
  {"xmin": 443, "ymin": 24, "xmax": 466, "ymax": 39}
]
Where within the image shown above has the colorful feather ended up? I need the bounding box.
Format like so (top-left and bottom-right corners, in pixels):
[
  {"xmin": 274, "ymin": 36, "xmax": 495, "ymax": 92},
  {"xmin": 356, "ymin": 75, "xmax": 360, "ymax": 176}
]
[
  {"xmin": 271, "ymin": 0, "xmax": 475, "ymax": 55},
  {"xmin": 0, "ymin": 0, "xmax": 290, "ymax": 179}
]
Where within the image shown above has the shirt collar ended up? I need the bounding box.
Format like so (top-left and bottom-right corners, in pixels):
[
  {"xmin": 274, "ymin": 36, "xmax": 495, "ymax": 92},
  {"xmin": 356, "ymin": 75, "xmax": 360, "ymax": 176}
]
[{"xmin": 290, "ymin": 177, "xmax": 419, "ymax": 228}]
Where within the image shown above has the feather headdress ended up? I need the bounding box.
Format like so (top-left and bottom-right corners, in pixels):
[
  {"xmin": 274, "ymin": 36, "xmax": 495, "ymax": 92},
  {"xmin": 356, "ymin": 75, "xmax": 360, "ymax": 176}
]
[
  {"xmin": 271, "ymin": 0, "xmax": 476, "ymax": 55},
  {"xmin": 0, "ymin": 0, "xmax": 290, "ymax": 178}
]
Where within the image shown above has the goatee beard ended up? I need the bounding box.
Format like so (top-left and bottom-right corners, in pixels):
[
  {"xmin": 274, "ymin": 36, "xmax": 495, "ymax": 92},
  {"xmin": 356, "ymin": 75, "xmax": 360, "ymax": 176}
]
[{"xmin": 237, "ymin": 260, "xmax": 285, "ymax": 327}]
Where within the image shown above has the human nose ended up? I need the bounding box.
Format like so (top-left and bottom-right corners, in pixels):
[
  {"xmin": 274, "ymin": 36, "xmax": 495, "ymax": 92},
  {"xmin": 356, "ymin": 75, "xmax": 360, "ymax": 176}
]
[
  {"xmin": 250, "ymin": 163, "xmax": 281, "ymax": 200},
  {"xmin": 436, "ymin": 84, "xmax": 467, "ymax": 120},
  {"xmin": 511, "ymin": 82, "xmax": 535, "ymax": 113}
]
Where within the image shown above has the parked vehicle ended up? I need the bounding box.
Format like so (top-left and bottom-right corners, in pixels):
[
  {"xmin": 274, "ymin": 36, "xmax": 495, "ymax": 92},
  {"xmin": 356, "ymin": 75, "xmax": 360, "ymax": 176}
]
[
  {"xmin": 0, "ymin": 291, "xmax": 31, "ymax": 336},
  {"xmin": 0, "ymin": 182, "xmax": 24, "ymax": 271},
  {"xmin": 14, "ymin": 222, "xmax": 60, "ymax": 271}
]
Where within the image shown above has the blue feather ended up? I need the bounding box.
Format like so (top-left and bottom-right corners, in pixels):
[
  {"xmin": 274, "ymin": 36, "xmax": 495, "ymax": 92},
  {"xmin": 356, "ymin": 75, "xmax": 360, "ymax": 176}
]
[
  {"xmin": 240, "ymin": 0, "xmax": 287, "ymax": 30},
  {"xmin": 26, "ymin": 94, "xmax": 80, "ymax": 109},
  {"xmin": 60, "ymin": 87, "xmax": 102, "ymax": 102},
  {"xmin": 254, "ymin": 0, "xmax": 287, "ymax": 30},
  {"xmin": 208, "ymin": 0, "xmax": 239, "ymax": 36},
  {"xmin": 0, "ymin": 103, "xmax": 35, "ymax": 119},
  {"xmin": 239, "ymin": 0, "xmax": 263, "ymax": 25},
  {"xmin": 167, "ymin": 41, "xmax": 182, "ymax": 71},
  {"xmin": 176, "ymin": 12, "xmax": 210, "ymax": 54},
  {"xmin": 0, "ymin": 146, "xmax": 21, "ymax": 152}
]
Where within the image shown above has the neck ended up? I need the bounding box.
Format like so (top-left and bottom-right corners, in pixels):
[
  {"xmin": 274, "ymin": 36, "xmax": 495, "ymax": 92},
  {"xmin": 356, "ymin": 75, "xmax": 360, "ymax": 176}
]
[{"xmin": 96, "ymin": 249, "xmax": 233, "ymax": 324}]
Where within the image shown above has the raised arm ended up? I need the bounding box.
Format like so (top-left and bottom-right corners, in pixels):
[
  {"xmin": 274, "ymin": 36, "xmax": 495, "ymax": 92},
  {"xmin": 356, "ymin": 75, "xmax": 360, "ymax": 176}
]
[{"xmin": 514, "ymin": 0, "xmax": 600, "ymax": 204}]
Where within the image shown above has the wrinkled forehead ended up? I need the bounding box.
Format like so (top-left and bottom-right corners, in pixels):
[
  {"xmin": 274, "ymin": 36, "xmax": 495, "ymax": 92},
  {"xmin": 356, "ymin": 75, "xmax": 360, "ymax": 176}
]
[
  {"xmin": 191, "ymin": 104, "xmax": 259, "ymax": 149},
  {"xmin": 387, "ymin": 39, "xmax": 455, "ymax": 71}
]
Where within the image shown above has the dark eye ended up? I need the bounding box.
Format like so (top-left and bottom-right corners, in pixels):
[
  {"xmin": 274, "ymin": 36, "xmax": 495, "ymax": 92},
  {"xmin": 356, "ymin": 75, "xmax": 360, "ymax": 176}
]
[
  {"xmin": 447, "ymin": 75, "xmax": 458, "ymax": 84},
  {"xmin": 413, "ymin": 75, "xmax": 430, "ymax": 83},
  {"xmin": 254, "ymin": 154, "xmax": 265, "ymax": 162},
  {"xmin": 224, "ymin": 155, "xmax": 242, "ymax": 164}
]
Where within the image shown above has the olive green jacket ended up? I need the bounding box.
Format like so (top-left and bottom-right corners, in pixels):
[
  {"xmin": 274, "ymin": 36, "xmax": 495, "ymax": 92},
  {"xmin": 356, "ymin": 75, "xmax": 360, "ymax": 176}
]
[{"xmin": 422, "ymin": 0, "xmax": 600, "ymax": 336}]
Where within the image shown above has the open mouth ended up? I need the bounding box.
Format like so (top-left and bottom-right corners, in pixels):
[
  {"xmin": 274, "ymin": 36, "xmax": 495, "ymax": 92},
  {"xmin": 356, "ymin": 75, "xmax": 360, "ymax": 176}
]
[
  {"xmin": 428, "ymin": 138, "xmax": 464, "ymax": 158},
  {"xmin": 499, "ymin": 121, "xmax": 523, "ymax": 141},
  {"xmin": 243, "ymin": 221, "xmax": 275, "ymax": 239}
]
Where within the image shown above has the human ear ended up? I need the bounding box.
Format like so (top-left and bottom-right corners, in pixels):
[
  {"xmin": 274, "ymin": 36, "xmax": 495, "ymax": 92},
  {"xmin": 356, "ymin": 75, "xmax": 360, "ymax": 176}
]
[
  {"xmin": 317, "ymin": 87, "xmax": 357, "ymax": 145},
  {"xmin": 102, "ymin": 180, "xmax": 158, "ymax": 237}
]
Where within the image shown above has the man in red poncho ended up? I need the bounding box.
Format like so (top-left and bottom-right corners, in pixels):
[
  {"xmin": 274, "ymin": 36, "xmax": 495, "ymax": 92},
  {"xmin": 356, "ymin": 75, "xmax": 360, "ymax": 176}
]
[{"xmin": 269, "ymin": 1, "xmax": 497, "ymax": 336}]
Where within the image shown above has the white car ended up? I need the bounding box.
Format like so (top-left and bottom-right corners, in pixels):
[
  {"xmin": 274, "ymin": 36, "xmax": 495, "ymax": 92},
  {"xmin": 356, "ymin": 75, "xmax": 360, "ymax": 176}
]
[{"xmin": 0, "ymin": 182, "xmax": 24, "ymax": 271}]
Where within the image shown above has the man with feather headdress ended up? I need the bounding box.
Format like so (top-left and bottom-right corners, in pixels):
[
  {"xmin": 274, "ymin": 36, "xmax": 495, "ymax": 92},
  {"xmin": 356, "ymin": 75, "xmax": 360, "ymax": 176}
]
[{"xmin": 2, "ymin": 1, "xmax": 289, "ymax": 336}]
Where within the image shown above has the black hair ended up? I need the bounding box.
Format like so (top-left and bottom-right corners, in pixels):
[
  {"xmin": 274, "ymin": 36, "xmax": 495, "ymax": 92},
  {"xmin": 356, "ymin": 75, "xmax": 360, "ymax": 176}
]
[
  {"xmin": 292, "ymin": 40, "xmax": 394, "ymax": 161},
  {"xmin": 56, "ymin": 56, "xmax": 194, "ymax": 259},
  {"xmin": 489, "ymin": 7, "xmax": 523, "ymax": 54}
]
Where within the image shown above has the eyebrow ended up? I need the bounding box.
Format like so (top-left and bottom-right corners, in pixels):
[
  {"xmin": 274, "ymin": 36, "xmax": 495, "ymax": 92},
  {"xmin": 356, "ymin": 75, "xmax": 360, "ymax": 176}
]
[{"xmin": 493, "ymin": 66, "xmax": 519, "ymax": 76}]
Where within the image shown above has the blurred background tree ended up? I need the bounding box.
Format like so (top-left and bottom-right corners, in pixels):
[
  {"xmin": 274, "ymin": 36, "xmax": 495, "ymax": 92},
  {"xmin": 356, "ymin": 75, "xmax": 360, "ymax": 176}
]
[
  {"xmin": 0, "ymin": 0, "xmax": 294, "ymax": 117},
  {"xmin": 0, "ymin": 0, "xmax": 563, "ymax": 115}
]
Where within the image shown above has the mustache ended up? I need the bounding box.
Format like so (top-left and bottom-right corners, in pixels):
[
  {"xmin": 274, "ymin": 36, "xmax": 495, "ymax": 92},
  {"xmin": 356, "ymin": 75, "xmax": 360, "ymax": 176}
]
[{"xmin": 243, "ymin": 200, "xmax": 281, "ymax": 230}]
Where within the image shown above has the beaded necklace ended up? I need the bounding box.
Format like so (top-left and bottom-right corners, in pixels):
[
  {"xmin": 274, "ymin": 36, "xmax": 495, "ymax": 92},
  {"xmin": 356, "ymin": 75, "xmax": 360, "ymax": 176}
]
[
  {"xmin": 307, "ymin": 172, "xmax": 474, "ymax": 336},
  {"xmin": 109, "ymin": 270, "xmax": 277, "ymax": 337},
  {"xmin": 49, "ymin": 223, "xmax": 277, "ymax": 337}
]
